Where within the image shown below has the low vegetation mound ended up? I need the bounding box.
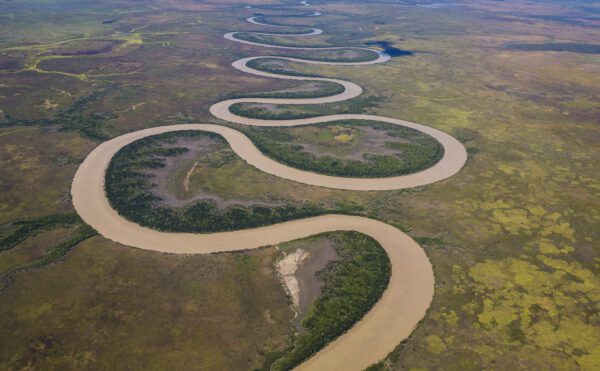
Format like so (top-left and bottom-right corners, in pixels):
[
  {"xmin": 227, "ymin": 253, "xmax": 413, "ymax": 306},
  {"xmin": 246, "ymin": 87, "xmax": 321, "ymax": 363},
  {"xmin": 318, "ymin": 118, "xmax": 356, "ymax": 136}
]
[{"xmin": 237, "ymin": 120, "xmax": 444, "ymax": 178}]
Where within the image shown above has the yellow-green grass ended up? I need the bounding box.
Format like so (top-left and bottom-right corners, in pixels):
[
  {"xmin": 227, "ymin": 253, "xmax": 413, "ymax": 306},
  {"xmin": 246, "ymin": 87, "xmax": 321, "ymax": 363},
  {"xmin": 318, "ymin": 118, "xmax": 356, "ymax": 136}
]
[
  {"xmin": 0, "ymin": 0, "xmax": 598, "ymax": 368},
  {"xmin": 0, "ymin": 128, "xmax": 95, "ymax": 224},
  {"xmin": 0, "ymin": 236, "xmax": 293, "ymax": 370}
]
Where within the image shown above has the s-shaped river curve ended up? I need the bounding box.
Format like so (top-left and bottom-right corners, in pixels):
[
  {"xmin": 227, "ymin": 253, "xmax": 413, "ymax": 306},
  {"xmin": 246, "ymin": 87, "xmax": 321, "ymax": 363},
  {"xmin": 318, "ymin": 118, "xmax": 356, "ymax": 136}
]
[{"xmin": 71, "ymin": 4, "xmax": 467, "ymax": 370}]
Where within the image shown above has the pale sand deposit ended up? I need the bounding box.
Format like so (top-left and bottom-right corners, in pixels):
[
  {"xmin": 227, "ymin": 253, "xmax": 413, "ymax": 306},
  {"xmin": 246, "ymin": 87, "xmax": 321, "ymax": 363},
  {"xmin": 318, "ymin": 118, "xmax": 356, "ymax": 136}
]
[{"xmin": 276, "ymin": 248, "xmax": 308, "ymax": 310}]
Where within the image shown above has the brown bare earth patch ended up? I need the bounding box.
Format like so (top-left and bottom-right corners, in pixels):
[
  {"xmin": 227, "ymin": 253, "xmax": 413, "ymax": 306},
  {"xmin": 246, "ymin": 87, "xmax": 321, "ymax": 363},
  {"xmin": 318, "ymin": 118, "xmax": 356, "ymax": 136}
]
[
  {"xmin": 277, "ymin": 235, "xmax": 341, "ymax": 327},
  {"xmin": 145, "ymin": 136, "xmax": 224, "ymax": 206},
  {"xmin": 295, "ymin": 238, "xmax": 340, "ymax": 319},
  {"xmin": 145, "ymin": 135, "xmax": 284, "ymax": 209}
]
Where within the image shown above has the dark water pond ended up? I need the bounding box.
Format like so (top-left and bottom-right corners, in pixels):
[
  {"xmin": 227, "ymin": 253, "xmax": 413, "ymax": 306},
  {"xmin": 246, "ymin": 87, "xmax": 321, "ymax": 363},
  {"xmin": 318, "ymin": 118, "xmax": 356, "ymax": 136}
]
[{"xmin": 365, "ymin": 41, "xmax": 414, "ymax": 57}]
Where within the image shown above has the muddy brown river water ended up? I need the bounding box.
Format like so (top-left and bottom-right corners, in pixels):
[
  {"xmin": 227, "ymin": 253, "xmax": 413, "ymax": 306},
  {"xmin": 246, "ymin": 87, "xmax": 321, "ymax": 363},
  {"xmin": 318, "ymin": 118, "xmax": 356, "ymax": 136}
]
[{"xmin": 71, "ymin": 2, "xmax": 467, "ymax": 369}]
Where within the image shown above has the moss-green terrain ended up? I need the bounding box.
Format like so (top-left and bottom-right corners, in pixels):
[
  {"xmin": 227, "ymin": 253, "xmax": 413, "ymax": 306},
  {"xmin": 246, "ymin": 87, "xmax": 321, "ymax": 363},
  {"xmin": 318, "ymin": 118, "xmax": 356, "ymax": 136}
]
[
  {"xmin": 235, "ymin": 120, "xmax": 444, "ymax": 177},
  {"xmin": 0, "ymin": 0, "xmax": 598, "ymax": 369}
]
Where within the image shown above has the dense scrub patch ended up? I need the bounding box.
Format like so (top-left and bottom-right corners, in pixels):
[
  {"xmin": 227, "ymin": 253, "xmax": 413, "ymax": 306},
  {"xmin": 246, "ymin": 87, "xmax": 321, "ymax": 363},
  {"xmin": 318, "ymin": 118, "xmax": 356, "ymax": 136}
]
[
  {"xmin": 221, "ymin": 79, "xmax": 344, "ymax": 100},
  {"xmin": 229, "ymin": 95, "xmax": 383, "ymax": 120},
  {"xmin": 106, "ymin": 131, "xmax": 331, "ymax": 233},
  {"xmin": 236, "ymin": 120, "xmax": 444, "ymax": 177},
  {"xmin": 246, "ymin": 58, "xmax": 321, "ymax": 77}
]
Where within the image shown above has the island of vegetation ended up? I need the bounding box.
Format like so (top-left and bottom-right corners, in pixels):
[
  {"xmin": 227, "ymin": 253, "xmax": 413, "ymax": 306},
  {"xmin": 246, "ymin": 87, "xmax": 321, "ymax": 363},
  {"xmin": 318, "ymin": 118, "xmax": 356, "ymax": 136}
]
[
  {"xmin": 105, "ymin": 131, "xmax": 331, "ymax": 233},
  {"xmin": 235, "ymin": 119, "xmax": 444, "ymax": 178}
]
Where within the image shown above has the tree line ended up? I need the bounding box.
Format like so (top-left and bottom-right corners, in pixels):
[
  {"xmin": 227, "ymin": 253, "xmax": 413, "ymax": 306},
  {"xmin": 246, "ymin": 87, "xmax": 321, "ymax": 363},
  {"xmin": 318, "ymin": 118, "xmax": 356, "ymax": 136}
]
[
  {"xmin": 105, "ymin": 131, "xmax": 332, "ymax": 233},
  {"xmin": 263, "ymin": 231, "xmax": 391, "ymax": 370}
]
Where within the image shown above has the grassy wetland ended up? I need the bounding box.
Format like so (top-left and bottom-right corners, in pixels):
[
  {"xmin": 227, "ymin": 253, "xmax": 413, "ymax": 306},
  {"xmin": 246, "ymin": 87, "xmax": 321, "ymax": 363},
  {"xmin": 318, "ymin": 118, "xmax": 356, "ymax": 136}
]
[{"xmin": 1, "ymin": 0, "xmax": 599, "ymax": 369}]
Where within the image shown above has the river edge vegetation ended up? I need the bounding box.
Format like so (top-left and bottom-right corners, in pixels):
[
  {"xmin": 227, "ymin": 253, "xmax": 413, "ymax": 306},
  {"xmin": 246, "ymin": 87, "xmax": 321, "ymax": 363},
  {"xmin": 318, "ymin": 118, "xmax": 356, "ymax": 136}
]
[
  {"xmin": 229, "ymin": 95, "xmax": 384, "ymax": 120},
  {"xmin": 247, "ymin": 58, "xmax": 322, "ymax": 78},
  {"xmin": 222, "ymin": 80, "xmax": 345, "ymax": 100},
  {"xmin": 105, "ymin": 131, "xmax": 333, "ymax": 233},
  {"xmin": 263, "ymin": 231, "xmax": 391, "ymax": 370}
]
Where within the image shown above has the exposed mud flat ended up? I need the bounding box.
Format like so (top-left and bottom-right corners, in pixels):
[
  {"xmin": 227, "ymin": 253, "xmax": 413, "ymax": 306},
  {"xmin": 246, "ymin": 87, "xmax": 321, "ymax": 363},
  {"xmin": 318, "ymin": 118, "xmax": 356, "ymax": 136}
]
[
  {"xmin": 277, "ymin": 248, "xmax": 308, "ymax": 311},
  {"xmin": 276, "ymin": 236, "xmax": 341, "ymax": 329},
  {"xmin": 296, "ymin": 239, "xmax": 339, "ymax": 316}
]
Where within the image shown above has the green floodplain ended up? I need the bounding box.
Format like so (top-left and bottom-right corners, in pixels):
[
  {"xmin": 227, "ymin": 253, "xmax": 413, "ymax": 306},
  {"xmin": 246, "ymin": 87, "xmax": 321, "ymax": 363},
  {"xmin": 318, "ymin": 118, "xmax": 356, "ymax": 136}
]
[{"xmin": 0, "ymin": 0, "xmax": 599, "ymax": 369}]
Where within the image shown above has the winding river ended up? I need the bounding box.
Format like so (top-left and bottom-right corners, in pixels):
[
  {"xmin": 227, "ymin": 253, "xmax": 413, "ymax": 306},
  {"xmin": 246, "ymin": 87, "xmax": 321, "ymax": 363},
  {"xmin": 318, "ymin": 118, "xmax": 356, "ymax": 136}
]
[{"xmin": 71, "ymin": 3, "xmax": 467, "ymax": 370}]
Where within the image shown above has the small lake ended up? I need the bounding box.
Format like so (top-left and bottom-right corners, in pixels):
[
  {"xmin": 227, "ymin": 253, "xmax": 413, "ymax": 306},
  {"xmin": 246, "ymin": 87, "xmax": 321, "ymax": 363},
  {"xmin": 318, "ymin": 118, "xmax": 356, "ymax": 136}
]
[{"xmin": 366, "ymin": 41, "xmax": 414, "ymax": 57}]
